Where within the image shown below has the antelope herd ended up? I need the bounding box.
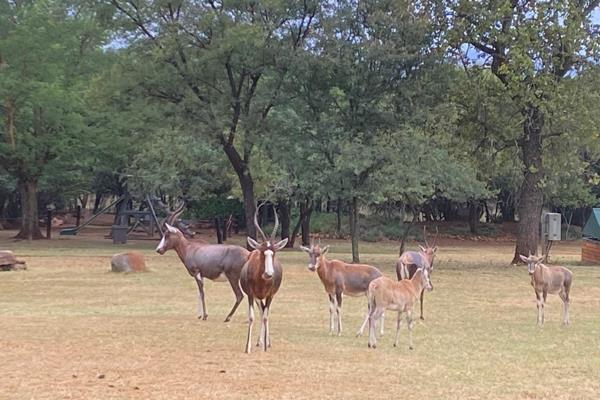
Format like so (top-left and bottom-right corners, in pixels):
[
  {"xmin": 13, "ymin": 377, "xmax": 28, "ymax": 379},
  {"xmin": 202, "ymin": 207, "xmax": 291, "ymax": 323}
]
[{"xmin": 155, "ymin": 205, "xmax": 575, "ymax": 353}]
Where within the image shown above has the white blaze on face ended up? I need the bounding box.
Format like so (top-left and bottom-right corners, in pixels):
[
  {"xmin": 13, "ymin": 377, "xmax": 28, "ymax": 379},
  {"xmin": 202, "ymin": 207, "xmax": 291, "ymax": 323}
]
[
  {"xmin": 156, "ymin": 235, "xmax": 166, "ymax": 253},
  {"xmin": 264, "ymin": 250, "xmax": 274, "ymax": 277}
]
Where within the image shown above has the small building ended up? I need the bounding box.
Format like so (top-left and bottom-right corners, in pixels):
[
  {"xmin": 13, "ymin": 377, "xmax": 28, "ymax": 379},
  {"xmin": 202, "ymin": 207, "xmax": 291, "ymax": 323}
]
[{"xmin": 582, "ymin": 208, "xmax": 600, "ymax": 264}]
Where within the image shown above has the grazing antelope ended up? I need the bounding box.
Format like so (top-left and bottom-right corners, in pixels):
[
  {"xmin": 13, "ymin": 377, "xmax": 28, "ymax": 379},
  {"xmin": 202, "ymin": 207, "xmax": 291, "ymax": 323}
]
[
  {"xmin": 240, "ymin": 205, "xmax": 288, "ymax": 353},
  {"xmin": 519, "ymin": 254, "xmax": 573, "ymax": 326},
  {"xmin": 367, "ymin": 267, "xmax": 433, "ymax": 350},
  {"xmin": 396, "ymin": 226, "xmax": 438, "ymax": 320},
  {"xmin": 155, "ymin": 223, "xmax": 249, "ymax": 321},
  {"xmin": 300, "ymin": 243, "xmax": 384, "ymax": 337}
]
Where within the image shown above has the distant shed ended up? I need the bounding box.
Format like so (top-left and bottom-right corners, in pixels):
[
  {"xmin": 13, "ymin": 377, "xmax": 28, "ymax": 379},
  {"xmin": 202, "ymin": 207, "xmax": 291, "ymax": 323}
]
[{"xmin": 582, "ymin": 208, "xmax": 600, "ymax": 264}]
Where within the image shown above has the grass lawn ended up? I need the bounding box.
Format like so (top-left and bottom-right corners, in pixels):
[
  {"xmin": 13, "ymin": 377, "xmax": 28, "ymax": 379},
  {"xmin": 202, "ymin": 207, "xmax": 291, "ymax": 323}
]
[{"xmin": 1, "ymin": 229, "xmax": 599, "ymax": 399}]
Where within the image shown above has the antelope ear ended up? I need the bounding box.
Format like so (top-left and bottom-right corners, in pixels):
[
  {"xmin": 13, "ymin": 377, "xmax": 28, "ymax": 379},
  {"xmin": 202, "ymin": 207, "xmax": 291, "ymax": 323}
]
[
  {"xmin": 299, "ymin": 245, "xmax": 310, "ymax": 253},
  {"xmin": 247, "ymin": 237, "xmax": 260, "ymax": 250},
  {"xmin": 165, "ymin": 223, "xmax": 178, "ymax": 233},
  {"xmin": 418, "ymin": 245, "xmax": 426, "ymax": 252},
  {"xmin": 432, "ymin": 246, "xmax": 438, "ymax": 253},
  {"xmin": 519, "ymin": 255, "xmax": 528, "ymax": 263},
  {"xmin": 273, "ymin": 238, "xmax": 288, "ymax": 251},
  {"xmin": 322, "ymin": 245, "xmax": 330, "ymax": 254}
]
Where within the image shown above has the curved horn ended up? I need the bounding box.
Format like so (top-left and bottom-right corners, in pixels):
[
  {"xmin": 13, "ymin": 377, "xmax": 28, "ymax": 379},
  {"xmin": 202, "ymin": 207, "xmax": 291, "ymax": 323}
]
[
  {"xmin": 167, "ymin": 198, "xmax": 186, "ymax": 225},
  {"xmin": 423, "ymin": 226, "xmax": 429, "ymax": 247},
  {"xmin": 433, "ymin": 225, "xmax": 439, "ymax": 247},
  {"xmin": 271, "ymin": 204, "xmax": 279, "ymax": 241},
  {"xmin": 254, "ymin": 202, "xmax": 268, "ymax": 241}
]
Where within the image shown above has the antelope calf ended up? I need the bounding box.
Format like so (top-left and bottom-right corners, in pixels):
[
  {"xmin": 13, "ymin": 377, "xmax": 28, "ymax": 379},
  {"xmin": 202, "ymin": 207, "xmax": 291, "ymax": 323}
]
[
  {"xmin": 156, "ymin": 224, "xmax": 249, "ymax": 321},
  {"xmin": 366, "ymin": 267, "xmax": 433, "ymax": 350},
  {"xmin": 300, "ymin": 243, "xmax": 384, "ymax": 336},
  {"xmin": 396, "ymin": 226, "xmax": 438, "ymax": 320},
  {"xmin": 519, "ymin": 254, "xmax": 572, "ymax": 326},
  {"xmin": 240, "ymin": 205, "xmax": 288, "ymax": 353}
]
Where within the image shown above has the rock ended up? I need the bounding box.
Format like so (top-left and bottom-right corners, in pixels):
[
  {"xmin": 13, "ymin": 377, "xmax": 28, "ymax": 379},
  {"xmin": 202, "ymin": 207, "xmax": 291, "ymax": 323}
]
[
  {"xmin": 110, "ymin": 252, "xmax": 147, "ymax": 273},
  {"xmin": 0, "ymin": 250, "xmax": 27, "ymax": 271}
]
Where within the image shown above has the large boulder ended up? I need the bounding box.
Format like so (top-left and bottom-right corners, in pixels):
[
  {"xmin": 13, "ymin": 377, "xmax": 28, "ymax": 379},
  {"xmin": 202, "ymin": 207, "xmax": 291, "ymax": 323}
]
[
  {"xmin": 0, "ymin": 250, "xmax": 26, "ymax": 271},
  {"xmin": 111, "ymin": 252, "xmax": 147, "ymax": 273}
]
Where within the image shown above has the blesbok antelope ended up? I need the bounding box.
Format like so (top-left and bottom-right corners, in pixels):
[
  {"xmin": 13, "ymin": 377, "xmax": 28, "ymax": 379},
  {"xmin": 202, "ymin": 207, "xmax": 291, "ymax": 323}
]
[
  {"xmin": 300, "ymin": 243, "xmax": 384, "ymax": 337},
  {"xmin": 155, "ymin": 223, "xmax": 249, "ymax": 321},
  {"xmin": 396, "ymin": 226, "xmax": 438, "ymax": 320},
  {"xmin": 367, "ymin": 267, "xmax": 433, "ymax": 350},
  {"xmin": 519, "ymin": 254, "xmax": 573, "ymax": 326},
  {"xmin": 240, "ymin": 205, "xmax": 288, "ymax": 353}
]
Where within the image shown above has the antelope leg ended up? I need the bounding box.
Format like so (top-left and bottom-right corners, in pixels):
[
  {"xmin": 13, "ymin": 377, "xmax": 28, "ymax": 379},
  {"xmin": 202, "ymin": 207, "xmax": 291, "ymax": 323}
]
[
  {"xmin": 195, "ymin": 273, "xmax": 207, "ymax": 320},
  {"xmin": 245, "ymin": 297, "xmax": 255, "ymax": 354},
  {"xmin": 407, "ymin": 309, "xmax": 414, "ymax": 350},
  {"xmin": 224, "ymin": 276, "xmax": 244, "ymax": 322}
]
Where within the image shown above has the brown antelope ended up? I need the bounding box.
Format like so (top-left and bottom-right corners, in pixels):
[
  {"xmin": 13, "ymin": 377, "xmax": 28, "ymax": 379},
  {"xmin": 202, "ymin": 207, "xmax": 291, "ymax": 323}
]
[
  {"xmin": 300, "ymin": 243, "xmax": 384, "ymax": 337},
  {"xmin": 396, "ymin": 226, "xmax": 438, "ymax": 320},
  {"xmin": 519, "ymin": 254, "xmax": 573, "ymax": 326},
  {"xmin": 240, "ymin": 205, "xmax": 288, "ymax": 353},
  {"xmin": 155, "ymin": 223, "xmax": 249, "ymax": 322},
  {"xmin": 367, "ymin": 267, "xmax": 433, "ymax": 350}
]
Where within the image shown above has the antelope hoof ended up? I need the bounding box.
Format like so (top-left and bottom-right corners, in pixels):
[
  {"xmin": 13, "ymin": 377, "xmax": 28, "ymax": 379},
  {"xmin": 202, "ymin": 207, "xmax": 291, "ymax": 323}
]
[
  {"xmin": 202, "ymin": 315, "xmax": 208, "ymax": 320},
  {"xmin": 420, "ymin": 316, "xmax": 425, "ymax": 321},
  {"xmin": 409, "ymin": 346, "xmax": 414, "ymax": 350},
  {"xmin": 224, "ymin": 316, "xmax": 231, "ymax": 323},
  {"xmin": 356, "ymin": 332, "xmax": 362, "ymax": 338}
]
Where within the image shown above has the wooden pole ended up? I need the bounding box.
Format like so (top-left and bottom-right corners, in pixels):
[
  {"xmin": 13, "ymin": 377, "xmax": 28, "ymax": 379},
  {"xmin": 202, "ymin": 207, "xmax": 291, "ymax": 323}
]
[
  {"xmin": 76, "ymin": 205, "xmax": 81, "ymax": 227},
  {"xmin": 46, "ymin": 209, "xmax": 52, "ymax": 239},
  {"xmin": 215, "ymin": 217, "xmax": 223, "ymax": 244}
]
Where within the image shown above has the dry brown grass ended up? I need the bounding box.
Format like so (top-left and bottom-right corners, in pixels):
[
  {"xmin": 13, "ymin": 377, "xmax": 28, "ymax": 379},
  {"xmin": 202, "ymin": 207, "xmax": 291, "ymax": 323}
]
[{"xmin": 1, "ymin": 230, "xmax": 600, "ymax": 399}]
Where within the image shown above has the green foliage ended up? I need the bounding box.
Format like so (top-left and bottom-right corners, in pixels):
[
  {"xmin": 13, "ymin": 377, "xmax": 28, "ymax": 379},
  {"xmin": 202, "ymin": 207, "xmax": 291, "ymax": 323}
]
[
  {"xmin": 186, "ymin": 197, "xmax": 244, "ymax": 220},
  {"xmin": 0, "ymin": 0, "xmax": 109, "ymax": 192}
]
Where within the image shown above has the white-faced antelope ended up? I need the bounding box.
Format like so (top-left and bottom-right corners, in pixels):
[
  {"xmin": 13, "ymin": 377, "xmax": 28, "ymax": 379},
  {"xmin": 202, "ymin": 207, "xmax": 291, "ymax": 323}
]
[
  {"xmin": 367, "ymin": 267, "xmax": 433, "ymax": 349},
  {"xmin": 155, "ymin": 224, "xmax": 249, "ymax": 322},
  {"xmin": 396, "ymin": 226, "xmax": 438, "ymax": 320},
  {"xmin": 300, "ymin": 243, "xmax": 384, "ymax": 337},
  {"xmin": 240, "ymin": 204, "xmax": 288, "ymax": 353},
  {"xmin": 519, "ymin": 254, "xmax": 573, "ymax": 326}
]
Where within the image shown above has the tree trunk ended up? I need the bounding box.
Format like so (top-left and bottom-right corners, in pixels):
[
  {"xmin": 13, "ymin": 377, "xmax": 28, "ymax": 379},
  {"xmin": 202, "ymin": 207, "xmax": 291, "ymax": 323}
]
[
  {"xmin": 93, "ymin": 192, "xmax": 103, "ymax": 214},
  {"xmin": 289, "ymin": 199, "xmax": 311, "ymax": 248},
  {"xmin": 468, "ymin": 200, "xmax": 480, "ymax": 235},
  {"xmin": 399, "ymin": 208, "xmax": 419, "ymax": 256},
  {"xmin": 349, "ymin": 196, "xmax": 359, "ymax": 263},
  {"xmin": 222, "ymin": 142, "xmax": 256, "ymax": 245},
  {"xmin": 278, "ymin": 199, "xmax": 292, "ymax": 247},
  {"xmin": 512, "ymin": 106, "xmax": 544, "ymax": 264},
  {"xmin": 301, "ymin": 200, "xmax": 312, "ymax": 246},
  {"xmin": 4, "ymin": 97, "xmax": 16, "ymax": 147},
  {"xmin": 336, "ymin": 197, "xmax": 342, "ymax": 236},
  {"xmin": 15, "ymin": 178, "xmax": 44, "ymax": 240}
]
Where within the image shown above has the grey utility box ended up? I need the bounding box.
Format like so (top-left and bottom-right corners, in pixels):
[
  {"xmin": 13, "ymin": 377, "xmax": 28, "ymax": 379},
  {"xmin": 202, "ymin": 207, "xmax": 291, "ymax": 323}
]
[{"xmin": 542, "ymin": 213, "xmax": 561, "ymax": 241}]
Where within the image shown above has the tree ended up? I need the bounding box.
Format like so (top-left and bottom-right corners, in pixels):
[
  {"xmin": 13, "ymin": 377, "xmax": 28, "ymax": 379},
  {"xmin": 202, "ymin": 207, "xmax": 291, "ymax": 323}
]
[
  {"xmin": 107, "ymin": 0, "xmax": 318, "ymax": 241},
  {"xmin": 0, "ymin": 0, "xmax": 108, "ymax": 238},
  {"xmin": 443, "ymin": 0, "xmax": 600, "ymax": 263}
]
